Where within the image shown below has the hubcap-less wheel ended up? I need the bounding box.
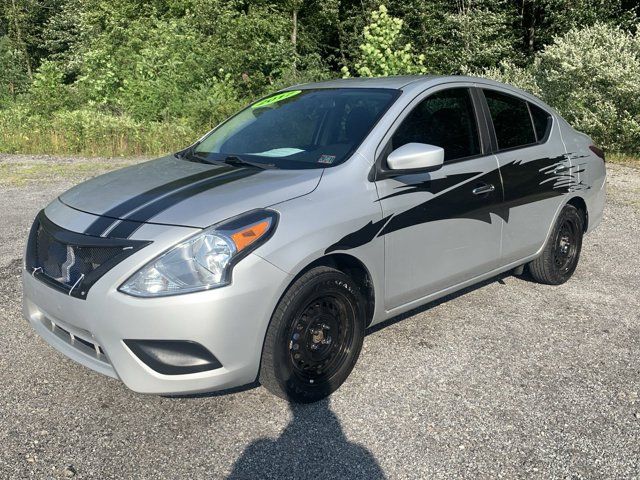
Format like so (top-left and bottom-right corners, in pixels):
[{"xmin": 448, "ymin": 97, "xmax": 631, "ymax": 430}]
[
  {"xmin": 554, "ymin": 218, "xmax": 579, "ymax": 274},
  {"xmin": 259, "ymin": 266, "xmax": 366, "ymax": 403},
  {"xmin": 527, "ymin": 204, "xmax": 584, "ymax": 285},
  {"xmin": 288, "ymin": 294, "xmax": 355, "ymax": 384}
]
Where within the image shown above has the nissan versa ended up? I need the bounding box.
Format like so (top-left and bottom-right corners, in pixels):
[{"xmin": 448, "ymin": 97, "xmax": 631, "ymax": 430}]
[{"xmin": 23, "ymin": 76, "xmax": 606, "ymax": 403}]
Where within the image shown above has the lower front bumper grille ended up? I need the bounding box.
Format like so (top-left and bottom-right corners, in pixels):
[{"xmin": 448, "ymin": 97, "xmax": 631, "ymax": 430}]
[{"xmin": 41, "ymin": 316, "xmax": 110, "ymax": 365}]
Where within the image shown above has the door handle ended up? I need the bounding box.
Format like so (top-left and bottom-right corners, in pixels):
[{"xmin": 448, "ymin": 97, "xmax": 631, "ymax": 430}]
[{"xmin": 472, "ymin": 183, "xmax": 495, "ymax": 195}]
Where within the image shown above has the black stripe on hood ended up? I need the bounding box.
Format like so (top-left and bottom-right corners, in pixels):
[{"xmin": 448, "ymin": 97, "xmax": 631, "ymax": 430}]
[
  {"xmin": 83, "ymin": 165, "xmax": 237, "ymax": 236},
  {"xmin": 104, "ymin": 168, "xmax": 260, "ymax": 239}
]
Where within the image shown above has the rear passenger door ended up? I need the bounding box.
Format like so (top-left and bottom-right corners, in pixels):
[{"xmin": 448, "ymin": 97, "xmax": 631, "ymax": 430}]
[
  {"xmin": 480, "ymin": 88, "xmax": 569, "ymax": 264},
  {"xmin": 376, "ymin": 86, "xmax": 503, "ymax": 309}
]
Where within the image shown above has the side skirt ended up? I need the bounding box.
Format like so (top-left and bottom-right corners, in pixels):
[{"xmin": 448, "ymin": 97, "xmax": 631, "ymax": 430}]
[{"xmin": 372, "ymin": 254, "xmax": 539, "ymax": 326}]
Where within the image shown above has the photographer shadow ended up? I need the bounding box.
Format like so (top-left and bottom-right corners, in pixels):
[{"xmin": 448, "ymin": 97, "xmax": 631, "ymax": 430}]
[{"xmin": 228, "ymin": 398, "xmax": 385, "ymax": 479}]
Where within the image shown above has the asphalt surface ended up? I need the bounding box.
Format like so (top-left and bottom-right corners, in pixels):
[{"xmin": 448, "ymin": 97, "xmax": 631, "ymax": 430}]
[{"xmin": 1, "ymin": 155, "xmax": 639, "ymax": 479}]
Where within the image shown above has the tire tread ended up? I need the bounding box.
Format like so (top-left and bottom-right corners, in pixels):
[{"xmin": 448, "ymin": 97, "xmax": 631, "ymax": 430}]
[
  {"xmin": 259, "ymin": 266, "xmax": 361, "ymax": 402},
  {"xmin": 528, "ymin": 204, "xmax": 583, "ymax": 285}
]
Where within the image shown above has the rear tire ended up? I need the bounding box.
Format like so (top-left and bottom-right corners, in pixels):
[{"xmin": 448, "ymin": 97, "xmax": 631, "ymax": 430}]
[
  {"xmin": 528, "ymin": 204, "xmax": 584, "ymax": 285},
  {"xmin": 259, "ymin": 266, "xmax": 366, "ymax": 403}
]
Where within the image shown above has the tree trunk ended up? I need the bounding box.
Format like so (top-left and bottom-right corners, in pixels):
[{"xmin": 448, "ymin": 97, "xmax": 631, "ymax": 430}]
[
  {"xmin": 10, "ymin": 0, "xmax": 33, "ymax": 80},
  {"xmin": 518, "ymin": 0, "xmax": 536, "ymax": 56},
  {"xmin": 291, "ymin": 6, "xmax": 298, "ymax": 72},
  {"xmin": 291, "ymin": 8, "xmax": 298, "ymax": 48}
]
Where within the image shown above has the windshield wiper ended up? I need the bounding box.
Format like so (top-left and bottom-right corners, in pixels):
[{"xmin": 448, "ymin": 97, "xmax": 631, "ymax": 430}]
[
  {"xmin": 177, "ymin": 147, "xmax": 228, "ymax": 166},
  {"xmin": 177, "ymin": 149, "xmax": 276, "ymax": 169},
  {"xmin": 223, "ymin": 156, "xmax": 276, "ymax": 169}
]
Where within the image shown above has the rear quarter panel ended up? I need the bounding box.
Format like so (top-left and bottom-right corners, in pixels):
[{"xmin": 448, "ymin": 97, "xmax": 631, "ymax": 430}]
[{"xmin": 558, "ymin": 119, "xmax": 607, "ymax": 233}]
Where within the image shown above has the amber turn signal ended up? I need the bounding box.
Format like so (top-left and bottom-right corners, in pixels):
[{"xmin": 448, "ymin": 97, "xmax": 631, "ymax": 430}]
[{"xmin": 230, "ymin": 220, "xmax": 271, "ymax": 252}]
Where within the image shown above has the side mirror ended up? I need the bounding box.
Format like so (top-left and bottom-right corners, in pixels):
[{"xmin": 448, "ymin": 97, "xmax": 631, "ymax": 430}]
[{"xmin": 386, "ymin": 143, "xmax": 444, "ymax": 173}]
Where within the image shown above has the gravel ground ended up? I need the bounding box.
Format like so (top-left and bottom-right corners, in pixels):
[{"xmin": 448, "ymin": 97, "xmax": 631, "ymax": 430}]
[{"xmin": 1, "ymin": 155, "xmax": 639, "ymax": 479}]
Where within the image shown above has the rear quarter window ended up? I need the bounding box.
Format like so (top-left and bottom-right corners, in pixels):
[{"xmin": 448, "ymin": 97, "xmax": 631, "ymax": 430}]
[{"xmin": 528, "ymin": 102, "xmax": 552, "ymax": 142}]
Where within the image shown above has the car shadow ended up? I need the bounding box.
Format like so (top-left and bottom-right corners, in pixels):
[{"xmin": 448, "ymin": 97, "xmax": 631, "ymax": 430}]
[{"xmin": 227, "ymin": 398, "xmax": 386, "ymax": 479}]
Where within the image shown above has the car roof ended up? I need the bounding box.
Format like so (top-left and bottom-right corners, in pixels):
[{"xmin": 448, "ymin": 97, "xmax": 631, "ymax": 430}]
[
  {"xmin": 291, "ymin": 76, "xmax": 436, "ymax": 90},
  {"xmin": 287, "ymin": 75, "xmax": 554, "ymax": 113},
  {"xmin": 290, "ymin": 75, "xmax": 520, "ymax": 90}
]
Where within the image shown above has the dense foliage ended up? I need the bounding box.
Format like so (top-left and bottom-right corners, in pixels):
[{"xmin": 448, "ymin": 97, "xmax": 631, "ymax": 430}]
[{"xmin": 0, "ymin": 0, "xmax": 638, "ymax": 156}]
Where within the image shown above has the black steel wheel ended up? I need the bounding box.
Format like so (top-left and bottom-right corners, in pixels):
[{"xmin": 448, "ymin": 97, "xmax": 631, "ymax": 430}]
[
  {"xmin": 528, "ymin": 204, "xmax": 584, "ymax": 285},
  {"xmin": 259, "ymin": 266, "xmax": 366, "ymax": 403},
  {"xmin": 553, "ymin": 217, "xmax": 580, "ymax": 274}
]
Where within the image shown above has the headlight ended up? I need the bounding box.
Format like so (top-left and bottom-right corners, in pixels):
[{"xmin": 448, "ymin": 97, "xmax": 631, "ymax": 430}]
[{"xmin": 119, "ymin": 210, "xmax": 278, "ymax": 297}]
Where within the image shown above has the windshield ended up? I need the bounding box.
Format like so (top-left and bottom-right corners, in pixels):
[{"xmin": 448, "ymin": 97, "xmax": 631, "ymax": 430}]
[{"xmin": 191, "ymin": 88, "xmax": 399, "ymax": 169}]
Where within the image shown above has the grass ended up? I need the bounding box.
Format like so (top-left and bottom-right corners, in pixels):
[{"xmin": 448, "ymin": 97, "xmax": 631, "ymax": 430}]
[
  {"xmin": 607, "ymin": 153, "xmax": 640, "ymax": 169},
  {"xmin": 0, "ymin": 108, "xmax": 195, "ymax": 157}
]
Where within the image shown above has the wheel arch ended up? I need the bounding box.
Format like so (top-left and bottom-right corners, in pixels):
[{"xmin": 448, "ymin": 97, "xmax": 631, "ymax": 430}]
[
  {"xmin": 291, "ymin": 253, "xmax": 376, "ymax": 327},
  {"xmin": 256, "ymin": 252, "xmax": 377, "ymax": 388},
  {"xmin": 533, "ymin": 194, "xmax": 589, "ymax": 260},
  {"xmin": 566, "ymin": 196, "xmax": 588, "ymax": 232}
]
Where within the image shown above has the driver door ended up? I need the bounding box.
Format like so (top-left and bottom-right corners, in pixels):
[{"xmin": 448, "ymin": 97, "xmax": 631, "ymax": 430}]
[{"xmin": 375, "ymin": 87, "xmax": 503, "ymax": 309}]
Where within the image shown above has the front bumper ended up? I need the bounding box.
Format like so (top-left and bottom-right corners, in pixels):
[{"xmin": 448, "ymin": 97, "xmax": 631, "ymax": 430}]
[{"xmin": 22, "ymin": 252, "xmax": 291, "ymax": 395}]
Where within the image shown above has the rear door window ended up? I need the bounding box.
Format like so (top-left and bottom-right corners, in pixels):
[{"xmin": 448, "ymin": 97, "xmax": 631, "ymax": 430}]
[{"xmin": 483, "ymin": 89, "xmax": 536, "ymax": 150}]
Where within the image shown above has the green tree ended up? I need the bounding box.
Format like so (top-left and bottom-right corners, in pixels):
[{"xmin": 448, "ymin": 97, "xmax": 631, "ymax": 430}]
[
  {"xmin": 480, "ymin": 22, "xmax": 640, "ymax": 153},
  {"xmin": 513, "ymin": 0, "xmax": 638, "ymax": 57},
  {"xmin": 343, "ymin": 5, "xmax": 427, "ymax": 77},
  {"xmin": 444, "ymin": 0, "xmax": 518, "ymax": 73},
  {"xmin": 1, "ymin": 0, "xmax": 639, "ymax": 156},
  {"xmin": 0, "ymin": 35, "xmax": 30, "ymax": 102}
]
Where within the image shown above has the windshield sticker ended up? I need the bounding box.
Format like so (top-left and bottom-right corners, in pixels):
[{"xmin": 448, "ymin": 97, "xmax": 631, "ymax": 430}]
[
  {"xmin": 318, "ymin": 154, "xmax": 336, "ymax": 165},
  {"xmin": 252, "ymin": 90, "xmax": 302, "ymax": 109}
]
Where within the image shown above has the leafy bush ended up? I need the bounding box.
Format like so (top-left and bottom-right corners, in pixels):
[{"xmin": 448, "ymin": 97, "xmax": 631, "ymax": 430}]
[
  {"xmin": 180, "ymin": 74, "xmax": 244, "ymax": 130},
  {"xmin": 536, "ymin": 23, "xmax": 640, "ymax": 153},
  {"xmin": 471, "ymin": 61, "xmax": 542, "ymax": 97},
  {"xmin": 28, "ymin": 60, "xmax": 72, "ymax": 115},
  {"xmin": 113, "ymin": 18, "xmax": 213, "ymax": 121},
  {"xmin": 479, "ymin": 23, "xmax": 640, "ymax": 153}
]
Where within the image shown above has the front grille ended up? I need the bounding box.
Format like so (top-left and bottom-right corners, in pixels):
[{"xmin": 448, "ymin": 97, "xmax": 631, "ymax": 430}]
[
  {"xmin": 26, "ymin": 211, "xmax": 151, "ymax": 299},
  {"xmin": 34, "ymin": 224, "xmax": 123, "ymax": 288}
]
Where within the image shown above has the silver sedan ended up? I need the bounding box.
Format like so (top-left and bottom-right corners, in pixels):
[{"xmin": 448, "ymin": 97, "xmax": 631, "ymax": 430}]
[{"xmin": 23, "ymin": 76, "xmax": 606, "ymax": 402}]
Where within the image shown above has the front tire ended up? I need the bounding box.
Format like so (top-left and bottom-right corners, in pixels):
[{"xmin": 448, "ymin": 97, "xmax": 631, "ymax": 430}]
[
  {"xmin": 528, "ymin": 204, "xmax": 584, "ymax": 285},
  {"xmin": 259, "ymin": 266, "xmax": 366, "ymax": 403}
]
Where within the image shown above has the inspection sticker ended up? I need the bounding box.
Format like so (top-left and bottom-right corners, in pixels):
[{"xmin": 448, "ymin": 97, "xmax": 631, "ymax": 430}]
[{"xmin": 318, "ymin": 154, "xmax": 336, "ymax": 164}]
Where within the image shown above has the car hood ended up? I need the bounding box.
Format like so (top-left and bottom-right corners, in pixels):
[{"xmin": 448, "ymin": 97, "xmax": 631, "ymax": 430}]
[{"xmin": 59, "ymin": 155, "xmax": 322, "ymax": 231}]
